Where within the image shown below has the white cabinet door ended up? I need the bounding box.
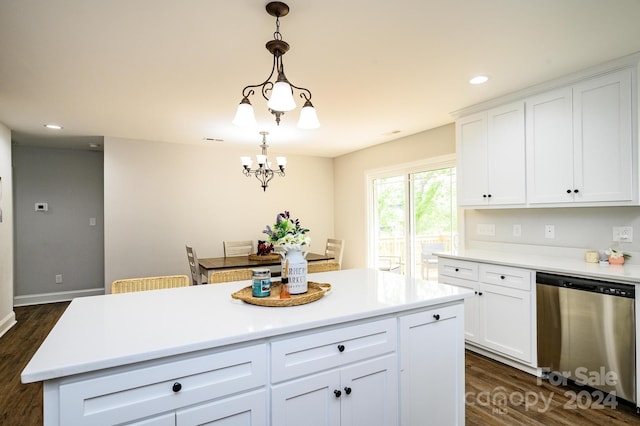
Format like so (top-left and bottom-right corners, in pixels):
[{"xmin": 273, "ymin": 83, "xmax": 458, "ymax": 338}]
[
  {"xmin": 478, "ymin": 283, "xmax": 532, "ymax": 363},
  {"xmin": 525, "ymin": 87, "xmax": 574, "ymax": 204},
  {"xmin": 272, "ymin": 370, "xmax": 341, "ymax": 426},
  {"xmin": 487, "ymin": 101, "xmax": 526, "ymax": 205},
  {"xmin": 573, "ymin": 68, "xmax": 633, "ymax": 203},
  {"xmin": 399, "ymin": 304, "xmax": 465, "ymax": 426},
  {"xmin": 271, "ymin": 356, "xmax": 397, "ymax": 426},
  {"xmin": 341, "ymin": 355, "xmax": 398, "ymax": 426},
  {"xmin": 436, "ymin": 274, "xmax": 478, "ymax": 342},
  {"xmin": 457, "ymin": 112, "xmax": 488, "ymax": 206}
]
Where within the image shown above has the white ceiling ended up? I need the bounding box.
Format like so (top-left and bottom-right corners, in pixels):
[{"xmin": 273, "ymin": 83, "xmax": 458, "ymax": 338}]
[{"xmin": 2, "ymin": 0, "xmax": 640, "ymax": 157}]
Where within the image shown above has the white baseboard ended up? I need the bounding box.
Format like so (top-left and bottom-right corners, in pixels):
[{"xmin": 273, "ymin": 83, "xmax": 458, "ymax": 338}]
[
  {"xmin": 13, "ymin": 288, "xmax": 105, "ymax": 307},
  {"xmin": 0, "ymin": 310, "xmax": 17, "ymax": 339},
  {"xmin": 466, "ymin": 343, "xmax": 540, "ymax": 377}
]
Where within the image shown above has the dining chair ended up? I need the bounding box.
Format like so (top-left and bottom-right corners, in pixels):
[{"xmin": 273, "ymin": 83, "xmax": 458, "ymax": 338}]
[
  {"xmin": 223, "ymin": 240, "xmax": 254, "ymax": 257},
  {"xmin": 325, "ymin": 238, "xmax": 344, "ymax": 268},
  {"xmin": 186, "ymin": 244, "xmax": 207, "ymax": 285},
  {"xmin": 308, "ymin": 261, "xmax": 341, "ymax": 273},
  {"xmin": 421, "ymin": 242, "xmax": 446, "ymax": 279},
  {"xmin": 209, "ymin": 269, "xmax": 253, "ymax": 284},
  {"xmin": 111, "ymin": 275, "xmax": 190, "ymax": 294}
]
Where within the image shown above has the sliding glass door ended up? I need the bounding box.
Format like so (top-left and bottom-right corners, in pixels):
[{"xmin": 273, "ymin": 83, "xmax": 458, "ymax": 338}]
[{"xmin": 369, "ymin": 159, "xmax": 457, "ymax": 279}]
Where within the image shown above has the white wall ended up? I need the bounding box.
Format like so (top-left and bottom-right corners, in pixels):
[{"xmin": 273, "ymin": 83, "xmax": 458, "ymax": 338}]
[
  {"xmin": 333, "ymin": 124, "xmax": 456, "ymax": 269},
  {"xmin": 0, "ymin": 122, "xmax": 14, "ymax": 337},
  {"xmin": 104, "ymin": 137, "xmax": 334, "ymax": 289}
]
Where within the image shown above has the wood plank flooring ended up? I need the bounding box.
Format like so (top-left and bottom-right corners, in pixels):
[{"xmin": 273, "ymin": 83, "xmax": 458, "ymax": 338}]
[
  {"xmin": 0, "ymin": 302, "xmax": 638, "ymax": 425},
  {"xmin": 0, "ymin": 302, "xmax": 69, "ymax": 426}
]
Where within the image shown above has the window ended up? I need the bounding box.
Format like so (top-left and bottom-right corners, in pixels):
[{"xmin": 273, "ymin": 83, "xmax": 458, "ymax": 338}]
[{"xmin": 367, "ymin": 156, "xmax": 457, "ymax": 280}]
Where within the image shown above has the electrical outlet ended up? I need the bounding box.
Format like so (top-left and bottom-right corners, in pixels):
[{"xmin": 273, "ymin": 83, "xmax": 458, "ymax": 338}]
[
  {"xmin": 613, "ymin": 226, "xmax": 633, "ymax": 242},
  {"xmin": 55, "ymin": 274, "xmax": 63, "ymax": 284},
  {"xmin": 545, "ymin": 225, "xmax": 555, "ymax": 239},
  {"xmin": 477, "ymin": 223, "xmax": 495, "ymax": 236},
  {"xmin": 513, "ymin": 224, "xmax": 522, "ymax": 237}
]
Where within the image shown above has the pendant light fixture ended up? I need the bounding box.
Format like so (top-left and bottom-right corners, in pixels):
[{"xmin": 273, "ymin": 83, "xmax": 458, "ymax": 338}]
[
  {"xmin": 232, "ymin": 2, "xmax": 319, "ymax": 129},
  {"xmin": 241, "ymin": 131, "xmax": 286, "ymax": 191}
]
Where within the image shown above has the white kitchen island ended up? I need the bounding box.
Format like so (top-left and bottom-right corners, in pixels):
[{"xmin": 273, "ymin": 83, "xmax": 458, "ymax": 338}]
[{"xmin": 22, "ymin": 268, "xmax": 473, "ymax": 426}]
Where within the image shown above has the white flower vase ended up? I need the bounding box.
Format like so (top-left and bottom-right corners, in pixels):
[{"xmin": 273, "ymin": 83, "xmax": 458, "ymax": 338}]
[{"xmin": 283, "ymin": 248, "xmax": 308, "ymax": 294}]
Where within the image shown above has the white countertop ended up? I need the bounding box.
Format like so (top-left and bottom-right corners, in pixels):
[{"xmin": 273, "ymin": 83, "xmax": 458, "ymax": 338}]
[
  {"xmin": 438, "ymin": 249, "xmax": 640, "ymax": 284},
  {"xmin": 22, "ymin": 268, "xmax": 472, "ymax": 383}
]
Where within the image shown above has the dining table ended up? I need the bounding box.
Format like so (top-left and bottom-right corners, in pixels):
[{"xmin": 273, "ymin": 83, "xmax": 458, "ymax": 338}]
[{"xmin": 198, "ymin": 252, "xmax": 334, "ymax": 282}]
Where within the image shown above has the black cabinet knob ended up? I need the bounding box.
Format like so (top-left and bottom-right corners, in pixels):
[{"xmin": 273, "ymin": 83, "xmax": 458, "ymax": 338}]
[
  {"xmin": 500, "ymin": 275, "xmax": 505, "ymax": 280},
  {"xmin": 334, "ymin": 389, "xmax": 342, "ymax": 398},
  {"xmin": 433, "ymin": 314, "xmax": 441, "ymax": 320},
  {"xmin": 337, "ymin": 344, "xmax": 345, "ymax": 352},
  {"xmin": 172, "ymin": 382, "xmax": 182, "ymax": 393},
  {"xmin": 478, "ymin": 292, "xmax": 483, "ymax": 296},
  {"xmin": 567, "ymin": 189, "xmax": 572, "ymax": 194},
  {"xmin": 454, "ymin": 268, "xmax": 459, "ymax": 272},
  {"xmin": 483, "ymin": 194, "xmax": 487, "ymax": 198},
  {"xmin": 474, "ymin": 291, "xmax": 478, "ymax": 295},
  {"xmin": 344, "ymin": 387, "xmax": 352, "ymax": 395},
  {"xmin": 487, "ymin": 194, "xmax": 492, "ymax": 198},
  {"xmin": 574, "ymin": 189, "xmax": 579, "ymax": 193}
]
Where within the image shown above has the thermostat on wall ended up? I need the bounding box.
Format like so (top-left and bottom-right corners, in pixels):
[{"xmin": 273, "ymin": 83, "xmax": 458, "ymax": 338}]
[{"xmin": 35, "ymin": 202, "xmax": 48, "ymax": 212}]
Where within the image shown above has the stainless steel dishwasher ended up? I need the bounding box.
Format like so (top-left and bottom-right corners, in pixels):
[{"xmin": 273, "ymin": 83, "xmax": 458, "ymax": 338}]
[{"xmin": 536, "ymin": 272, "xmax": 636, "ymax": 403}]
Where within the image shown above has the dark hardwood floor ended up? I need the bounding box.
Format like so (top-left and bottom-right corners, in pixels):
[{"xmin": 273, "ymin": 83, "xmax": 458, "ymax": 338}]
[
  {"xmin": 1, "ymin": 303, "xmax": 638, "ymax": 425},
  {"xmin": 0, "ymin": 302, "xmax": 69, "ymax": 426}
]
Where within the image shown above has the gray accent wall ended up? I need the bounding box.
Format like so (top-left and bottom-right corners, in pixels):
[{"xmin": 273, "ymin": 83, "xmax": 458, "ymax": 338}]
[{"xmin": 13, "ymin": 146, "xmax": 104, "ymax": 299}]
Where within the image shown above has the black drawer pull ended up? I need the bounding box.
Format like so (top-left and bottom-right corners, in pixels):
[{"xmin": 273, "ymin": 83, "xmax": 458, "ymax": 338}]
[
  {"xmin": 478, "ymin": 292, "xmax": 483, "ymax": 296},
  {"xmin": 344, "ymin": 387, "xmax": 352, "ymax": 395},
  {"xmin": 454, "ymin": 268, "xmax": 459, "ymax": 272},
  {"xmin": 172, "ymin": 382, "xmax": 182, "ymax": 393},
  {"xmin": 337, "ymin": 344, "xmax": 345, "ymax": 352},
  {"xmin": 334, "ymin": 389, "xmax": 342, "ymax": 398},
  {"xmin": 500, "ymin": 275, "xmax": 505, "ymax": 279},
  {"xmin": 433, "ymin": 314, "xmax": 441, "ymax": 320}
]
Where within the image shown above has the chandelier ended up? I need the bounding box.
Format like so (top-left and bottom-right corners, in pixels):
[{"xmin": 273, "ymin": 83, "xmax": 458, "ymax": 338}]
[
  {"xmin": 241, "ymin": 131, "xmax": 286, "ymax": 191},
  {"xmin": 232, "ymin": 2, "xmax": 319, "ymax": 129}
]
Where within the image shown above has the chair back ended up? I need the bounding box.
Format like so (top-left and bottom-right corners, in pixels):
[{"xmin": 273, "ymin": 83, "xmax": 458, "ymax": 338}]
[
  {"xmin": 186, "ymin": 245, "xmax": 204, "ymax": 285},
  {"xmin": 325, "ymin": 238, "xmax": 345, "ymax": 267},
  {"xmin": 224, "ymin": 240, "xmax": 254, "ymax": 257},
  {"xmin": 111, "ymin": 275, "xmax": 190, "ymax": 294},
  {"xmin": 308, "ymin": 262, "xmax": 341, "ymax": 273},
  {"xmin": 209, "ymin": 269, "xmax": 253, "ymax": 284},
  {"xmin": 421, "ymin": 242, "xmax": 445, "ymax": 262}
]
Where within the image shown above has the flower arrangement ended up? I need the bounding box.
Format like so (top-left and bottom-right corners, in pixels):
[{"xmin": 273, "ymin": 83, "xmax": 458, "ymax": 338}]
[
  {"xmin": 605, "ymin": 248, "xmax": 631, "ymax": 260},
  {"xmin": 263, "ymin": 211, "xmax": 310, "ymax": 250},
  {"xmin": 256, "ymin": 240, "xmax": 274, "ymax": 256}
]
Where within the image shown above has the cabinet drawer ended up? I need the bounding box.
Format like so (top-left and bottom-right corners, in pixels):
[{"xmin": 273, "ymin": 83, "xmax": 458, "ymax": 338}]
[
  {"xmin": 479, "ymin": 263, "xmax": 532, "ymax": 291},
  {"xmin": 59, "ymin": 344, "xmax": 267, "ymax": 425},
  {"xmin": 271, "ymin": 318, "xmax": 397, "ymax": 383},
  {"xmin": 438, "ymin": 258, "xmax": 478, "ymax": 281}
]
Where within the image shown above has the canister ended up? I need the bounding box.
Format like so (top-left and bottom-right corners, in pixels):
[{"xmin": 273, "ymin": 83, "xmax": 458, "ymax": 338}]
[{"xmin": 252, "ymin": 268, "xmax": 271, "ymax": 297}]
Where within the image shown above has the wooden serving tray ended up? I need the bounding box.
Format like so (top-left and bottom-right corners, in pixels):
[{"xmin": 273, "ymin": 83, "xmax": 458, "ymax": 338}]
[{"xmin": 231, "ymin": 281, "xmax": 331, "ymax": 307}]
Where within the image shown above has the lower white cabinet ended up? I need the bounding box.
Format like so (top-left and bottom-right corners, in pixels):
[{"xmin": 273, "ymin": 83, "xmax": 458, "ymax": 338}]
[
  {"xmin": 42, "ymin": 307, "xmax": 465, "ymax": 425},
  {"xmin": 399, "ymin": 304, "xmax": 465, "ymax": 426},
  {"xmin": 271, "ymin": 355, "xmax": 397, "ymax": 426},
  {"xmin": 438, "ymin": 258, "xmax": 535, "ymax": 365}
]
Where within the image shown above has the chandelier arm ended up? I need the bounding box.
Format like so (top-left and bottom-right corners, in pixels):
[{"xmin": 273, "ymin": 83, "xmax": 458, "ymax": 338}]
[
  {"xmin": 240, "ymin": 54, "xmax": 279, "ymax": 99},
  {"xmin": 288, "ymin": 83, "xmax": 313, "ymax": 102}
]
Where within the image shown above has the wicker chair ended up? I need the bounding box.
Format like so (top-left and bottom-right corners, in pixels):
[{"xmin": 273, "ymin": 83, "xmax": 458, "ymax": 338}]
[
  {"xmin": 209, "ymin": 269, "xmax": 253, "ymax": 284},
  {"xmin": 308, "ymin": 262, "xmax": 341, "ymax": 273},
  {"xmin": 111, "ymin": 275, "xmax": 190, "ymax": 294}
]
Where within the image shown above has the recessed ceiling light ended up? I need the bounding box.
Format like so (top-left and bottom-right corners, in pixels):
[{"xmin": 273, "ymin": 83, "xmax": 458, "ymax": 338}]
[
  {"xmin": 469, "ymin": 75, "xmax": 489, "ymax": 85},
  {"xmin": 203, "ymin": 137, "xmax": 224, "ymax": 142},
  {"xmin": 44, "ymin": 124, "xmax": 63, "ymax": 130}
]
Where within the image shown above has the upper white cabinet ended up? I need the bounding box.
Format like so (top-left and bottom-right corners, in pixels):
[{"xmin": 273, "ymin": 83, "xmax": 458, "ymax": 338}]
[
  {"xmin": 526, "ymin": 68, "xmax": 634, "ymax": 205},
  {"xmin": 457, "ymin": 101, "xmax": 526, "ymax": 207},
  {"xmin": 457, "ymin": 65, "xmax": 637, "ymax": 208}
]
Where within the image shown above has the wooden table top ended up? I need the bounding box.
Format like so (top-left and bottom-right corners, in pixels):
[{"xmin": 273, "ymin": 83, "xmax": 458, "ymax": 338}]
[{"xmin": 199, "ymin": 252, "xmax": 333, "ymax": 271}]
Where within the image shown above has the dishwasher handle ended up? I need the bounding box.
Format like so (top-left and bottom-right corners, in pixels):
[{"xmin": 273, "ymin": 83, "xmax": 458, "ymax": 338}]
[{"xmin": 563, "ymin": 280, "xmax": 598, "ymax": 292}]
